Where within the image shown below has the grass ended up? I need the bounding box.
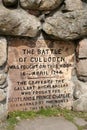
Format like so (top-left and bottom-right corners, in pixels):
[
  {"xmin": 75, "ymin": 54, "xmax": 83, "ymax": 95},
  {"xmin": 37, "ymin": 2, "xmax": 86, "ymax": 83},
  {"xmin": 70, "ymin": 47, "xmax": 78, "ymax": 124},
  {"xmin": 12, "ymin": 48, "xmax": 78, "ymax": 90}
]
[{"xmin": 6, "ymin": 108, "xmax": 87, "ymax": 130}]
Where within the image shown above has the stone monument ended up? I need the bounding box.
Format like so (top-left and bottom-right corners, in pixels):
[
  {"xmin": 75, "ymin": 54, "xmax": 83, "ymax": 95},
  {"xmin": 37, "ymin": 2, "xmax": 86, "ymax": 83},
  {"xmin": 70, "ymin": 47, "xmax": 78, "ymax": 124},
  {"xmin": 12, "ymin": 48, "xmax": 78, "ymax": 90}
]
[
  {"xmin": 8, "ymin": 38, "xmax": 75, "ymax": 111},
  {"xmin": 0, "ymin": 0, "xmax": 87, "ymax": 121}
]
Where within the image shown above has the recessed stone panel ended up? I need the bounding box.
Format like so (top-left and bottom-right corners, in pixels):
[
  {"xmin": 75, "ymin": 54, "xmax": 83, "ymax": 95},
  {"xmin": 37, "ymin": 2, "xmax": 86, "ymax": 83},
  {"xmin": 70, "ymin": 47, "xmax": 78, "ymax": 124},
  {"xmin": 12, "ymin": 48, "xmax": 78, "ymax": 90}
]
[{"xmin": 7, "ymin": 38, "xmax": 75, "ymax": 112}]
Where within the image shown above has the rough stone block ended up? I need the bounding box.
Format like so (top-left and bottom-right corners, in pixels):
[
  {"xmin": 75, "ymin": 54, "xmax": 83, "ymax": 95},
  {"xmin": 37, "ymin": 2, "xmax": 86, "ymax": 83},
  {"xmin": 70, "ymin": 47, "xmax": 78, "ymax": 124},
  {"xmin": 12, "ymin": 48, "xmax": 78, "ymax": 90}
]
[
  {"xmin": 77, "ymin": 39, "xmax": 87, "ymax": 58},
  {"xmin": 76, "ymin": 59, "xmax": 87, "ymax": 80},
  {"xmin": 19, "ymin": 0, "xmax": 63, "ymax": 11},
  {"xmin": 0, "ymin": 5, "xmax": 41, "ymax": 37},
  {"xmin": 73, "ymin": 79, "xmax": 87, "ymax": 99},
  {"xmin": 73, "ymin": 96, "xmax": 87, "ymax": 112},
  {"xmin": 43, "ymin": 10, "xmax": 87, "ymax": 40},
  {"xmin": 0, "ymin": 89, "xmax": 6, "ymax": 102},
  {"xmin": 0, "ymin": 104, "xmax": 7, "ymax": 121},
  {"xmin": 0, "ymin": 82, "xmax": 8, "ymax": 89},
  {"xmin": 74, "ymin": 117, "xmax": 87, "ymax": 127},
  {"xmin": 0, "ymin": 37, "xmax": 7, "ymax": 66},
  {"xmin": 0, "ymin": 73, "xmax": 7, "ymax": 85}
]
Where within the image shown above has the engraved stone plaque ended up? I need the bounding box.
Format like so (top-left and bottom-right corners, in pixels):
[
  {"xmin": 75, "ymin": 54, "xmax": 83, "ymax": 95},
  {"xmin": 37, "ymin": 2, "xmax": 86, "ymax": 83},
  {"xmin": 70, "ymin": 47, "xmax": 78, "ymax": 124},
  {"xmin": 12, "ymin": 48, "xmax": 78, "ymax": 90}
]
[{"xmin": 7, "ymin": 38, "xmax": 75, "ymax": 112}]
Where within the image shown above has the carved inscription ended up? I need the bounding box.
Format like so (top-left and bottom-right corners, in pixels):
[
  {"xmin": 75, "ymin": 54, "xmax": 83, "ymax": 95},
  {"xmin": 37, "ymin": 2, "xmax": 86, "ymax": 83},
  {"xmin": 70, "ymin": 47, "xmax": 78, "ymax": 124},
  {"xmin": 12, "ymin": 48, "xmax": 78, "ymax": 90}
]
[{"xmin": 8, "ymin": 39, "xmax": 75, "ymax": 111}]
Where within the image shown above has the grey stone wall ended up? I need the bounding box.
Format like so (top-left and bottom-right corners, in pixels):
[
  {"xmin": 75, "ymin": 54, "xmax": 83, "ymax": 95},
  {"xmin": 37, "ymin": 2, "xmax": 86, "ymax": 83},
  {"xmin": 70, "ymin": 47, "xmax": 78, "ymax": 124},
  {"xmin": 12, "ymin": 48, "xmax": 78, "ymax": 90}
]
[
  {"xmin": 73, "ymin": 39, "xmax": 87, "ymax": 112},
  {"xmin": 0, "ymin": 0, "xmax": 87, "ymax": 120},
  {"xmin": 0, "ymin": 37, "xmax": 8, "ymax": 121}
]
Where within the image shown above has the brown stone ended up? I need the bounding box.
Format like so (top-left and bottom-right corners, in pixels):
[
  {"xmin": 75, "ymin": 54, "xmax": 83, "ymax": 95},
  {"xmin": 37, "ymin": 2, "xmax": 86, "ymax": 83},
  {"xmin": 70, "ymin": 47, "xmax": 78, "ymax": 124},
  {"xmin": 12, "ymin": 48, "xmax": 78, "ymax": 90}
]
[{"xmin": 8, "ymin": 38, "xmax": 75, "ymax": 112}]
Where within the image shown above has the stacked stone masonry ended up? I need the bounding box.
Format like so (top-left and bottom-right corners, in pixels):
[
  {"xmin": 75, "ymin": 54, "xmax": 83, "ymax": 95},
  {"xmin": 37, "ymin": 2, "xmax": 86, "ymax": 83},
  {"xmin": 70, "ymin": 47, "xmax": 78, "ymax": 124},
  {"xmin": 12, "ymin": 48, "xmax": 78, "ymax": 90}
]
[
  {"xmin": 0, "ymin": 0, "xmax": 87, "ymax": 120},
  {"xmin": 73, "ymin": 39, "xmax": 87, "ymax": 112},
  {"xmin": 0, "ymin": 37, "xmax": 8, "ymax": 121}
]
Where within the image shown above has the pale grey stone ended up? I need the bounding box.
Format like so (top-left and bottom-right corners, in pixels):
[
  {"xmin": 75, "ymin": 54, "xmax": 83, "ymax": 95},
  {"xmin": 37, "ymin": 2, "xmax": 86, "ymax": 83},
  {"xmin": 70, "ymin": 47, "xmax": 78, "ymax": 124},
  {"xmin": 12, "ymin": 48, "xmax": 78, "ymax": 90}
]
[
  {"xmin": 20, "ymin": 0, "xmax": 64, "ymax": 11},
  {"xmin": 0, "ymin": 89, "xmax": 6, "ymax": 102},
  {"xmin": 43, "ymin": 10, "xmax": 87, "ymax": 40},
  {"xmin": 0, "ymin": 121, "xmax": 8, "ymax": 130},
  {"xmin": 3, "ymin": 87, "xmax": 7, "ymax": 93},
  {"xmin": 74, "ymin": 117, "xmax": 87, "ymax": 127},
  {"xmin": 0, "ymin": 82, "xmax": 8, "ymax": 89},
  {"xmin": 76, "ymin": 39, "xmax": 87, "ymax": 58},
  {"xmin": 76, "ymin": 59, "xmax": 87, "ymax": 81},
  {"xmin": 0, "ymin": 73, "xmax": 7, "ymax": 85},
  {"xmin": 0, "ymin": 37, "xmax": 7, "ymax": 66},
  {"xmin": 64, "ymin": 0, "xmax": 83, "ymax": 11},
  {"xmin": 76, "ymin": 47, "xmax": 87, "ymax": 81},
  {"xmin": 0, "ymin": 5, "xmax": 41, "ymax": 37},
  {"xmin": 15, "ymin": 117, "xmax": 78, "ymax": 130},
  {"xmin": 73, "ymin": 96, "xmax": 87, "ymax": 112},
  {"xmin": 0, "ymin": 104, "xmax": 7, "ymax": 121},
  {"xmin": 73, "ymin": 80, "xmax": 87, "ymax": 99}
]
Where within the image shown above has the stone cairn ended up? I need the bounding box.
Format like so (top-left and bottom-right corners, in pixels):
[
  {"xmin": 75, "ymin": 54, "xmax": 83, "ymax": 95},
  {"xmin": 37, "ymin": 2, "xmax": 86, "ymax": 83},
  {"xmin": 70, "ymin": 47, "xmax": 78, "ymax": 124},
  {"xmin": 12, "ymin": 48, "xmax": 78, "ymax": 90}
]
[{"xmin": 0, "ymin": 0, "xmax": 87, "ymax": 121}]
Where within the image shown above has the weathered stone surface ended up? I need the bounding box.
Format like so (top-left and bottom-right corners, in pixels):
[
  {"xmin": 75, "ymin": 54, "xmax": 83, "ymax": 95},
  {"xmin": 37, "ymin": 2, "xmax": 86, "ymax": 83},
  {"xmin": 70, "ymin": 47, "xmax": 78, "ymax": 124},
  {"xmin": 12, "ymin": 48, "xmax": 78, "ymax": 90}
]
[
  {"xmin": 0, "ymin": 82, "xmax": 8, "ymax": 89},
  {"xmin": 27, "ymin": 10, "xmax": 40, "ymax": 17},
  {"xmin": 0, "ymin": 89, "xmax": 6, "ymax": 102},
  {"xmin": 74, "ymin": 117, "xmax": 87, "ymax": 127},
  {"xmin": 73, "ymin": 96, "xmax": 87, "ymax": 112},
  {"xmin": 43, "ymin": 10, "xmax": 87, "ymax": 40},
  {"xmin": 73, "ymin": 76, "xmax": 87, "ymax": 114},
  {"xmin": 0, "ymin": 5, "xmax": 41, "ymax": 37},
  {"xmin": 0, "ymin": 121, "xmax": 8, "ymax": 130},
  {"xmin": 73, "ymin": 80, "xmax": 87, "ymax": 99},
  {"xmin": 76, "ymin": 39, "xmax": 87, "ymax": 58},
  {"xmin": 0, "ymin": 37, "xmax": 7, "ymax": 66},
  {"xmin": 20, "ymin": 0, "xmax": 64, "ymax": 11},
  {"xmin": 0, "ymin": 104, "xmax": 7, "ymax": 121},
  {"xmin": 2, "ymin": 0, "xmax": 18, "ymax": 8},
  {"xmin": 77, "ymin": 76, "xmax": 87, "ymax": 82},
  {"xmin": 76, "ymin": 39, "xmax": 87, "ymax": 81},
  {"xmin": 64, "ymin": 0, "xmax": 83, "ymax": 11},
  {"xmin": 4, "ymin": 87, "xmax": 7, "ymax": 93},
  {"xmin": 82, "ymin": 1, "xmax": 87, "ymax": 8},
  {"xmin": 76, "ymin": 59, "xmax": 87, "ymax": 81},
  {"xmin": 15, "ymin": 117, "xmax": 78, "ymax": 130},
  {"xmin": 8, "ymin": 38, "xmax": 75, "ymax": 112},
  {"xmin": 0, "ymin": 73, "xmax": 7, "ymax": 85}
]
